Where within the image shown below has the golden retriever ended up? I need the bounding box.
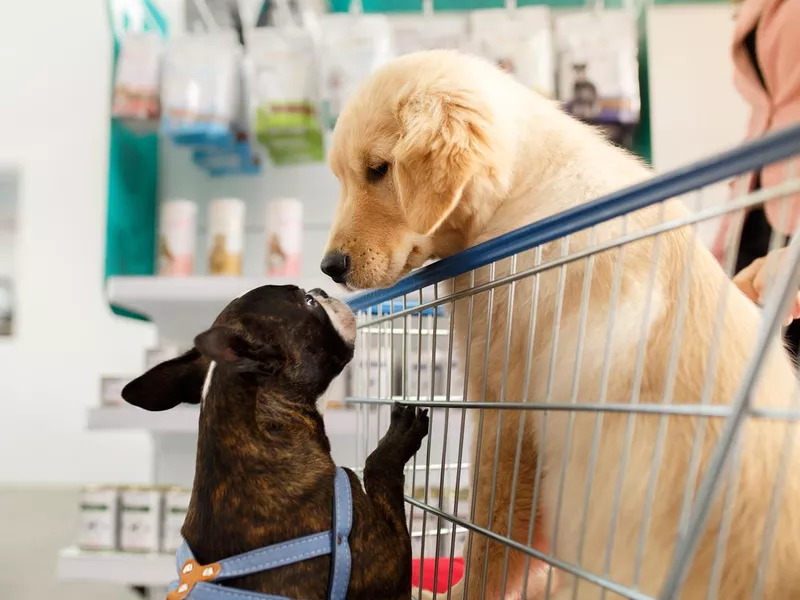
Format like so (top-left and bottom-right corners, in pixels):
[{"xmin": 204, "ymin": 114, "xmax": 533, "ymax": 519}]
[{"xmin": 321, "ymin": 50, "xmax": 800, "ymax": 600}]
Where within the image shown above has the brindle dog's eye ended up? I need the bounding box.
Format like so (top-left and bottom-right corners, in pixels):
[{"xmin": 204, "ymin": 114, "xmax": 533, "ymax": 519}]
[
  {"xmin": 366, "ymin": 162, "xmax": 390, "ymax": 183},
  {"xmin": 305, "ymin": 294, "xmax": 318, "ymax": 307}
]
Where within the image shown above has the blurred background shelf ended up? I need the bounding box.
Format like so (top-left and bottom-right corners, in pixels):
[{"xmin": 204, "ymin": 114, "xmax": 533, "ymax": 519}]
[
  {"xmin": 87, "ymin": 404, "xmax": 359, "ymax": 436},
  {"xmin": 56, "ymin": 547, "xmax": 173, "ymax": 586},
  {"xmin": 106, "ymin": 276, "xmax": 352, "ymax": 343}
]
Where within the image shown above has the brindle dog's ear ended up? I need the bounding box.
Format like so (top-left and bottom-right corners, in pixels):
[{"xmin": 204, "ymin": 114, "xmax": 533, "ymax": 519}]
[
  {"xmin": 194, "ymin": 326, "xmax": 284, "ymax": 376},
  {"xmin": 122, "ymin": 348, "xmax": 207, "ymax": 412}
]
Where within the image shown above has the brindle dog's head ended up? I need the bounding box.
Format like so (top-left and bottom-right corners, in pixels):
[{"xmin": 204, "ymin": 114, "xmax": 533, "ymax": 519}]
[{"xmin": 121, "ymin": 285, "xmax": 356, "ymax": 412}]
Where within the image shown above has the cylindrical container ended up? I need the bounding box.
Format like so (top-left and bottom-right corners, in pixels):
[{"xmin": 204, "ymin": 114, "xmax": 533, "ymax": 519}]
[
  {"xmin": 161, "ymin": 487, "xmax": 191, "ymax": 554},
  {"xmin": 120, "ymin": 487, "xmax": 163, "ymax": 553},
  {"xmin": 158, "ymin": 199, "xmax": 197, "ymax": 276},
  {"xmin": 208, "ymin": 198, "xmax": 246, "ymax": 276},
  {"xmin": 265, "ymin": 198, "xmax": 303, "ymax": 276},
  {"xmin": 78, "ymin": 486, "xmax": 120, "ymax": 551},
  {"xmin": 144, "ymin": 344, "xmax": 182, "ymax": 371}
]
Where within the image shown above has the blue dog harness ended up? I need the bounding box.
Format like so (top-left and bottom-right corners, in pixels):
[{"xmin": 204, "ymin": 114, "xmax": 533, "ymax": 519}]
[{"xmin": 167, "ymin": 467, "xmax": 353, "ymax": 600}]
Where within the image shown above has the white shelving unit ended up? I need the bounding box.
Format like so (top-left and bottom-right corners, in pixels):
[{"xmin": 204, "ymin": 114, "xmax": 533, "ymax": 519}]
[
  {"xmin": 107, "ymin": 275, "xmax": 354, "ymax": 343},
  {"xmin": 57, "ymin": 547, "xmax": 174, "ymax": 587}
]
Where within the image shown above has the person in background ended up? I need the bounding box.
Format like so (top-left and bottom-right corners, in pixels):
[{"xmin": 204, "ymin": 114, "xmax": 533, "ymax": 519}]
[{"xmin": 712, "ymin": 0, "xmax": 800, "ymax": 358}]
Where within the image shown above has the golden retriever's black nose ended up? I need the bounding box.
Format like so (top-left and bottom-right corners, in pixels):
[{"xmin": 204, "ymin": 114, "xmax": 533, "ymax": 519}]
[{"xmin": 320, "ymin": 252, "xmax": 350, "ymax": 284}]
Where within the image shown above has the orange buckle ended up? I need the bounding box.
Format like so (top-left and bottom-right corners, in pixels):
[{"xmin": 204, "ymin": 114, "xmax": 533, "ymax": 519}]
[{"xmin": 165, "ymin": 558, "xmax": 222, "ymax": 600}]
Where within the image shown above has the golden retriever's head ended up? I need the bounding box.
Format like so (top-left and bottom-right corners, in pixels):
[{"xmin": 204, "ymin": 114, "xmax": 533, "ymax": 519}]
[{"xmin": 321, "ymin": 50, "xmax": 517, "ymax": 290}]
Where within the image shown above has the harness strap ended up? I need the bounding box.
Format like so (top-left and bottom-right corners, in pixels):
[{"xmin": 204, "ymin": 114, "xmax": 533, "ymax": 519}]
[
  {"xmin": 328, "ymin": 467, "xmax": 353, "ymax": 600},
  {"xmin": 171, "ymin": 467, "xmax": 354, "ymax": 600}
]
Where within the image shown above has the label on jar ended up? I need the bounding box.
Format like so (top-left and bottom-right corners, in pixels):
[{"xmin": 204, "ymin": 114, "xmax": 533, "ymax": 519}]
[
  {"xmin": 266, "ymin": 198, "xmax": 303, "ymax": 276},
  {"xmin": 78, "ymin": 487, "xmax": 119, "ymax": 551},
  {"xmin": 120, "ymin": 488, "xmax": 163, "ymax": 553},
  {"xmin": 161, "ymin": 488, "xmax": 191, "ymax": 554},
  {"xmin": 208, "ymin": 198, "xmax": 245, "ymax": 276},
  {"xmin": 158, "ymin": 199, "xmax": 197, "ymax": 277}
]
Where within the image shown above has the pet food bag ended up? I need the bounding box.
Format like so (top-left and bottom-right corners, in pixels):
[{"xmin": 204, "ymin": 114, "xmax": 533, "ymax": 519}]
[
  {"xmin": 160, "ymin": 31, "xmax": 242, "ymax": 146},
  {"xmin": 246, "ymin": 25, "xmax": 325, "ymax": 165},
  {"xmin": 468, "ymin": 7, "xmax": 555, "ymax": 99},
  {"xmin": 554, "ymin": 10, "xmax": 640, "ymax": 125},
  {"xmin": 389, "ymin": 13, "xmax": 468, "ymax": 56},
  {"xmin": 318, "ymin": 13, "xmax": 394, "ymax": 130},
  {"xmin": 112, "ymin": 32, "xmax": 164, "ymax": 124}
]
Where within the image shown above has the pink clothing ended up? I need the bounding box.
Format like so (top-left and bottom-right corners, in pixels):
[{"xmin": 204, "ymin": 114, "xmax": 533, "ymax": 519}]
[{"xmin": 711, "ymin": 0, "xmax": 800, "ymax": 261}]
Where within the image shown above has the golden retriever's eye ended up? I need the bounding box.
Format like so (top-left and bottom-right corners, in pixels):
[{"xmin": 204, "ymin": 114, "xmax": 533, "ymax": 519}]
[{"xmin": 366, "ymin": 162, "xmax": 390, "ymax": 183}]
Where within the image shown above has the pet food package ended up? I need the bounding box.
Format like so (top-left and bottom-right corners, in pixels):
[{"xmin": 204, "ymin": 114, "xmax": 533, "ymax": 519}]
[
  {"xmin": 265, "ymin": 198, "xmax": 303, "ymax": 276},
  {"xmin": 158, "ymin": 199, "xmax": 197, "ymax": 277},
  {"xmin": 208, "ymin": 198, "xmax": 246, "ymax": 276},
  {"xmin": 468, "ymin": 7, "xmax": 555, "ymax": 99},
  {"xmin": 78, "ymin": 486, "xmax": 120, "ymax": 551},
  {"xmin": 246, "ymin": 26, "xmax": 325, "ymax": 165},
  {"xmin": 112, "ymin": 32, "xmax": 164, "ymax": 124},
  {"xmin": 161, "ymin": 487, "xmax": 191, "ymax": 554},
  {"xmin": 318, "ymin": 13, "xmax": 394, "ymax": 129},
  {"xmin": 389, "ymin": 13, "xmax": 468, "ymax": 56},
  {"xmin": 353, "ymin": 312, "xmax": 391, "ymax": 399},
  {"xmin": 120, "ymin": 487, "xmax": 163, "ymax": 553},
  {"xmin": 160, "ymin": 32, "xmax": 242, "ymax": 145},
  {"xmin": 554, "ymin": 10, "xmax": 640, "ymax": 125}
]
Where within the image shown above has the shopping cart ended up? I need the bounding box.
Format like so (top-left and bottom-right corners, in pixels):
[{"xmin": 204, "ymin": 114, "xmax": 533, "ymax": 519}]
[{"xmin": 343, "ymin": 123, "xmax": 800, "ymax": 600}]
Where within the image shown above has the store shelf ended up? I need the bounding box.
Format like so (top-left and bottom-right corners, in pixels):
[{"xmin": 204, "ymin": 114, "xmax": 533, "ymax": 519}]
[
  {"xmin": 88, "ymin": 405, "xmax": 200, "ymax": 433},
  {"xmin": 88, "ymin": 404, "xmax": 359, "ymax": 436},
  {"xmin": 107, "ymin": 276, "xmax": 353, "ymax": 343},
  {"xmin": 56, "ymin": 547, "xmax": 174, "ymax": 586}
]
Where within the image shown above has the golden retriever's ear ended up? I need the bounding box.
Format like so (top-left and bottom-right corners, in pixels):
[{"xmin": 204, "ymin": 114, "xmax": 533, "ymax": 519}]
[{"xmin": 393, "ymin": 89, "xmax": 497, "ymax": 235}]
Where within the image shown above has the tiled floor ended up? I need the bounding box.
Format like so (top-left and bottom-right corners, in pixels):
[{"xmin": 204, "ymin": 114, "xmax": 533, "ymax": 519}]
[{"xmin": 0, "ymin": 487, "xmax": 138, "ymax": 600}]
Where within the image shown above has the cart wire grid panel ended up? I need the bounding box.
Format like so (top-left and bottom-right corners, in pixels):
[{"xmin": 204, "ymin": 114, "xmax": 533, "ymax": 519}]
[{"xmin": 345, "ymin": 124, "xmax": 800, "ymax": 600}]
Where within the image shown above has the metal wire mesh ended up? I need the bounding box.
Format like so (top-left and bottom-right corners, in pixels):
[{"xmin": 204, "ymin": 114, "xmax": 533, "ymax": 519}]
[{"xmin": 345, "ymin": 125, "xmax": 800, "ymax": 600}]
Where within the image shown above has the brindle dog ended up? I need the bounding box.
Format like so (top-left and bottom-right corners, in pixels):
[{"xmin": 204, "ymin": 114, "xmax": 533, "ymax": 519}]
[{"xmin": 121, "ymin": 285, "xmax": 429, "ymax": 600}]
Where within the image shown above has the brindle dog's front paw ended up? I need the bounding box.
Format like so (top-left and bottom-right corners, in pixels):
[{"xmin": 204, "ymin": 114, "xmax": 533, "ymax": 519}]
[{"xmin": 377, "ymin": 402, "xmax": 430, "ymax": 465}]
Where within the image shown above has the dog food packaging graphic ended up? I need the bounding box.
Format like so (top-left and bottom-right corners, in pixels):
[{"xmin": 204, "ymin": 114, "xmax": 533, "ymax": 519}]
[
  {"xmin": 78, "ymin": 486, "xmax": 120, "ymax": 551},
  {"xmin": 247, "ymin": 26, "xmax": 325, "ymax": 165},
  {"xmin": 389, "ymin": 14, "xmax": 467, "ymax": 56},
  {"xmin": 112, "ymin": 32, "xmax": 164, "ymax": 124},
  {"xmin": 160, "ymin": 32, "xmax": 242, "ymax": 146},
  {"xmin": 265, "ymin": 198, "xmax": 303, "ymax": 276},
  {"xmin": 161, "ymin": 487, "xmax": 191, "ymax": 554},
  {"xmin": 120, "ymin": 487, "xmax": 163, "ymax": 553},
  {"xmin": 554, "ymin": 9, "xmax": 640, "ymax": 144},
  {"xmin": 208, "ymin": 198, "xmax": 246, "ymax": 276},
  {"xmin": 318, "ymin": 13, "xmax": 394, "ymax": 129},
  {"xmin": 158, "ymin": 199, "xmax": 197, "ymax": 276},
  {"xmin": 468, "ymin": 7, "xmax": 555, "ymax": 99}
]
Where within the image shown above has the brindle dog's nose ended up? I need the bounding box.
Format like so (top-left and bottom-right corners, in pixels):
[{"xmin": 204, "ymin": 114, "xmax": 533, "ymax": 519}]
[
  {"xmin": 320, "ymin": 252, "xmax": 350, "ymax": 284},
  {"xmin": 309, "ymin": 288, "xmax": 329, "ymax": 299}
]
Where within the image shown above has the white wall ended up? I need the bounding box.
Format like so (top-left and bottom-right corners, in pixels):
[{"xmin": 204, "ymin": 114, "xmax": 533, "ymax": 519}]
[
  {"xmin": 647, "ymin": 4, "xmax": 750, "ymax": 247},
  {"xmin": 0, "ymin": 0, "xmax": 752, "ymax": 486}
]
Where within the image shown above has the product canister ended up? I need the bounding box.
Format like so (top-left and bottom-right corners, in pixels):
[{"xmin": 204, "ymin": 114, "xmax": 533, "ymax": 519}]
[
  {"xmin": 208, "ymin": 198, "xmax": 246, "ymax": 276},
  {"xmin": 78, "ymin": 486, "xmax": 120, "ymax": 551},
  {"xmin": 144, "ymin": 345, "xmax": 182, "ymax": 371},
  {"xmin": 158, "ymin": 199, "xmax": 197, "ymax": 276},
  {"xmin": 161, "ymin": 487, "xmax": 191, "ymax": 554},
  {"xmin": 101, "ymin": 377, "xmax": 132, "ymax": 407},
  {"xmin": 120, "ymin": 487, "xmax": 163, "ymax": 553},
  {"xmin": 265, "ymin": 198, "xmax": 303, "ymax": 276}
]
